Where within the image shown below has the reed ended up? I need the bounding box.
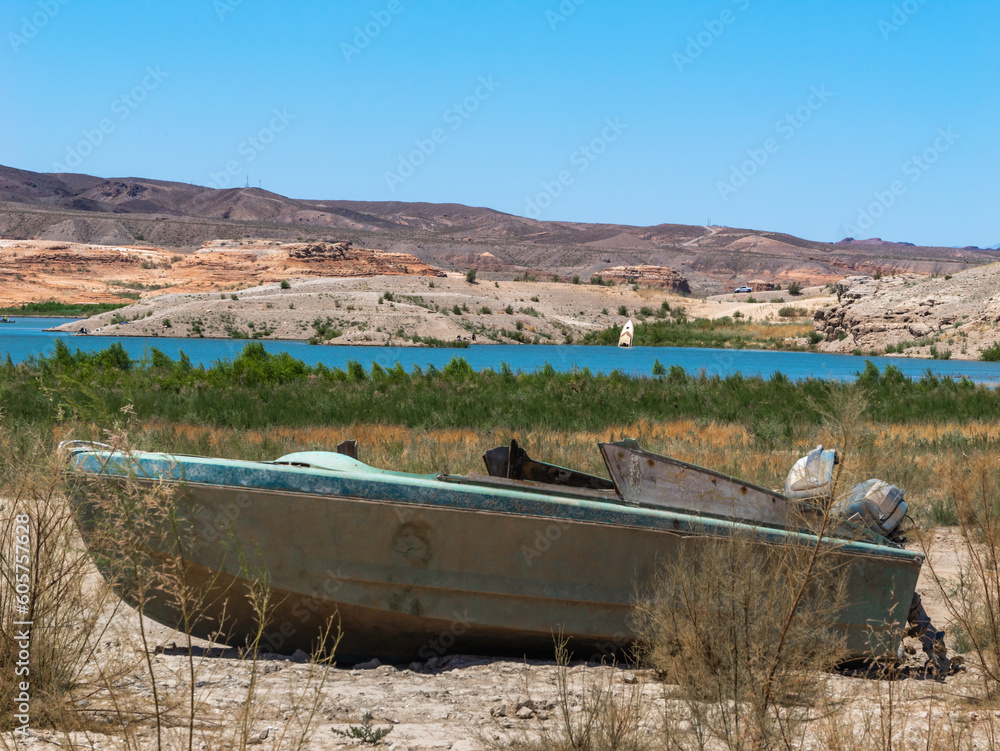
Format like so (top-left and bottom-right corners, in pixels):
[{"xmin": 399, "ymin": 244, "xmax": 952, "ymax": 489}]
[
  {"xmin": 581, "ymin": 317, "xmax": 812, "ymax": 349},
  {"xmin": 4, "ymin": 344, "xmax": 1000, "ymax": 434}
]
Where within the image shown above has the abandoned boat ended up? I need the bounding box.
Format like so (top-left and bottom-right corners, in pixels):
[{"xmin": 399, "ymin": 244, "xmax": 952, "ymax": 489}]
[
  {"xmin": 617, "ymin": 319, "xmax": 634, "ymax": 347},
  {"xmin": 64, "ymin": 440, "xmax": 932, "ymax": 664}
]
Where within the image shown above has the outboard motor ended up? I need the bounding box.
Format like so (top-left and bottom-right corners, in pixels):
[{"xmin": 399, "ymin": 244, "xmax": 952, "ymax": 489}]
[
  {"xmin": 832, "ymin": 478, "xmax": 909, "ymax": 544},
  {"xmin": 784, "ymin": 445, "xmax": 838, "ymax": 503}
]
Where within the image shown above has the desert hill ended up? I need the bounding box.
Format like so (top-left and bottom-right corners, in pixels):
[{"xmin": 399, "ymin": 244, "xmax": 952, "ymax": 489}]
[{"xmin": 1, "ymin": 164, "xmax": 995, "ymax": 295}]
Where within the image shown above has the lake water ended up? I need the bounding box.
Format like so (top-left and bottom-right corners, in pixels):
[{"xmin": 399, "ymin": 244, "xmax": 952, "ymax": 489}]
[{"xmin": 3, "ymin": 317, "xmax": 1000, "ymax": 383}]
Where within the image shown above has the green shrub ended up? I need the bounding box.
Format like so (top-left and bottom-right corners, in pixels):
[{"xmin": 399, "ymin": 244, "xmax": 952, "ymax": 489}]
[{"xmin": 778, "ymin": 306, "xmax": 807, "ymax": 318}]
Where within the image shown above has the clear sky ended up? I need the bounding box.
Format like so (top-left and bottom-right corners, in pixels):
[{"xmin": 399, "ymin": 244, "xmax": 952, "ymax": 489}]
[{"xmin": 2, "ymin": 0, "xmax": 997, "ymax": 247}]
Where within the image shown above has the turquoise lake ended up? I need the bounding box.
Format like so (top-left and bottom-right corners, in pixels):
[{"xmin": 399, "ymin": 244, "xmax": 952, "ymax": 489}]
[{"xmin": 4, "ymin": 317, "xmax": 1000, "ymax": 383}]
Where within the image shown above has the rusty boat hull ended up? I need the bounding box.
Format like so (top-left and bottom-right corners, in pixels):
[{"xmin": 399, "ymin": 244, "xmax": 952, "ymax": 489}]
[{"xmin": 64, "ymin": 445, "xmax": 924, "ymax": 663}]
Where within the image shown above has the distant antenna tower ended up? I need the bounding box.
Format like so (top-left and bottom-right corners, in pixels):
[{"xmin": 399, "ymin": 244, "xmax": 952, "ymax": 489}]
[
  {"xmin": 245, "ymin": 175, "xmax": 249, "ymax": 188},
  {"xmin": 258, "ymin": 179, "xmax": 261, "ymax": 189}
]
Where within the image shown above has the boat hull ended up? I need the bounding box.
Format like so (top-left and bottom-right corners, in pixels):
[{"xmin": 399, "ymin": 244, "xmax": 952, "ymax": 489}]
[{"xmin": 67, "ymin": 450, "xmax": 923, "ymax": 663}]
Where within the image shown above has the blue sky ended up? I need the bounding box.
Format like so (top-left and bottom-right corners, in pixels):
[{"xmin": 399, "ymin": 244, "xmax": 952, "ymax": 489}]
[{"xmin": 3, "ymin": 0, "xmax": 997, "ymax": 247}]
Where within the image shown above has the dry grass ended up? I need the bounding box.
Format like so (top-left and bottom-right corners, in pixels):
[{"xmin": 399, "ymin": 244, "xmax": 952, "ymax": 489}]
[
  {"xmin": 76, "ymin": 417, "xmax": 1000, "ymax": 529},
  {"xmin": 0, "ymin": 423, "xmax": 123, "ymax": 735},
  {"xmin": 922, "ymin": 454, "xmax": 1000, "ymax": 701},
  {"xmin": 635, "ymin": 528, "xmax": 850, "ymax": 751},
  {"xmin": 1, "ymin": 419, "xmax": 338, "ymax": 750},
  {"xmin": 8, "ymin": 412, "xmax": 1000, "ymax": 749}
]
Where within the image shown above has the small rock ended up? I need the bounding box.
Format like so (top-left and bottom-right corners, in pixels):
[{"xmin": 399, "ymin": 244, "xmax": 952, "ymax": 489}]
[
  {"xmin": 537, "ymin": 710, "xmax": 549, "ymax": 721},
  {"xmin": 290, "ymin": 649, "xmax": 311, "ymax": 664},
  {"xmin": 516, "ymin": 706, "xmax": 535, "ymax": 720},
  {"xmin": 490, "ymin": 703, "xmax": 507, "ymax": 718},
  {"xmin": 354, "ymin": 658, "xmax": 381, "ymax": 670},
  {"xmin": 246, "ymin": 726, "xmax": 275, "ymax": 746},
  {"xmin": 622, "ymin": 671, "xmax": 638, "ymax": 684}
]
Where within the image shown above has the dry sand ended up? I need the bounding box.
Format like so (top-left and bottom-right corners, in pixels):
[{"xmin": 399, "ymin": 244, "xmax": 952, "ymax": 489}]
[{"xmin": 11, "ymin": 529, "xmax": 983, "ymax": 751}]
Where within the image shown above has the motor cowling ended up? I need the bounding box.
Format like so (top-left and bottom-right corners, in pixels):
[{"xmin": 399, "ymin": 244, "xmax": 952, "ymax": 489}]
[
  {"xmin": 832, "ymin": 478, "xmax": 909, "ymax": 543},
  {"xmin": 784, "ymin": 445, "xmax": 838, "ymax": 503}
]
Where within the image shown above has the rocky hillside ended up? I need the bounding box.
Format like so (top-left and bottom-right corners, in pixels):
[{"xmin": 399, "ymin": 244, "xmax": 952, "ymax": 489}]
[
  {"xmin": 2, "ymin": 164, "xmax": 995, "ymax": 295},
  {"xmin": 814, "ymin": 264, "xmax": 1000, "ymax": 359}
]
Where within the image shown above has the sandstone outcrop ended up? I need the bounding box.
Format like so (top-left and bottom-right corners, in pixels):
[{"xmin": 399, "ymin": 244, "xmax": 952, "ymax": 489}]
[
  {"xmin": 600, "ymin": 265, "xmax": 691, "ymax": 294},
  {"xmin": 0, "ymin": 239, "xmax": 444, "ymax": 307},
  {"xmin": 813, "ymin": 264, "xmax": 1000, "ymax": 359}
]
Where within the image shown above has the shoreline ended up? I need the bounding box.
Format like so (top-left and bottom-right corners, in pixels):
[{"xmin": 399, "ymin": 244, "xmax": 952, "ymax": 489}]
[{"xmin": 33, "ymin": 325, "xmax": 989, "ymax": 361}]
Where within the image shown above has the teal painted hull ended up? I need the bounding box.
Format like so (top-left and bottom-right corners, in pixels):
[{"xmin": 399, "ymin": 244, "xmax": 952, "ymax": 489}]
[{"xmin": 66, "ymin": 446, "xmax": 923, "ymax": 663}]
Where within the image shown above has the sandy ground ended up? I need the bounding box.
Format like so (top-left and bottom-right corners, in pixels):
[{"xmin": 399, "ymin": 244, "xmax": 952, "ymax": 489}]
[
  {"xmin": 9, "ymin": 528, "xmax": 981, "ymax": 751},
  {"xmin": 49, "ymin": 274, "xmax": 833, "ymax": 346}
]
